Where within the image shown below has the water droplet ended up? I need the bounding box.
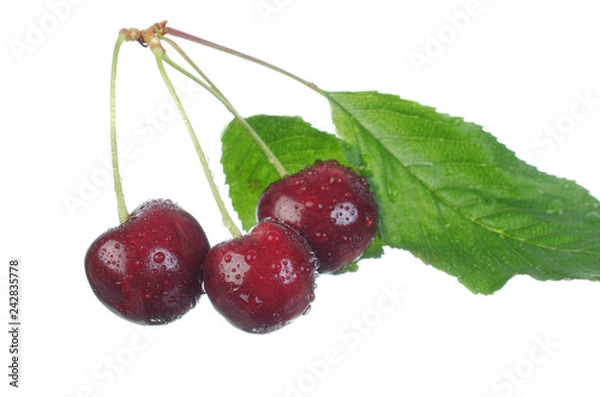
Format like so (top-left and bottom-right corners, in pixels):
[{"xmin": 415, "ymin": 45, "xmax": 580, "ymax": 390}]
[
  {"xmin": 266, "ymin": 231, "xmax": 281, "ymax": 242},
  {"xmin": 331, "ymin": 202, "xmax": 358, "ymax": 226},
  {"xmin": 245, "ymin": 251, "xmax": 258, "ymax": 264},
  {"xmin": 221, "ymin": 253, "xmax": 250, "ymax": 285},
  {"xmin": 153, "ymin": 251, "xmax": 166, "ymax": 263},
  {"xmin": 302, "ymin": 305, "xmax": 312, "ymax": 316},
  {"xmin": 388, "ymin": 184, "xmax": 400, "ymax": 200},
  {"xmin": 278, "ymin": 258, "xmax": 297, "ymax": 284},
  {"xmin": 546, "ymin": 199, "xmax": 564, "ymax": 215},
  {"xmin": 223, "ymin": 254, "xmax": 232, "ymax": 263},
  {"xmin": 271, "ymin": 263, "xmax": 282, "ymax": 273},
  {"xmin": 98, "ymin": 240, "xmax": 127, "ymax": 274},
  {"xmin": 585, "ymin": 211, "xmax": 600, "ymax": 224},
  {"xmin": 298, "ymin": 265, "xmax": 312, "ymax": 276}
]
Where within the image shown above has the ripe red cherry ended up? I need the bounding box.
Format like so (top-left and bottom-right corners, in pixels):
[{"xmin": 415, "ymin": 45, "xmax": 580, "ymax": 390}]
[
  {"xmin": 203, "ymin": 219, "xmax": 318, "ymax": 333},
  {"xmin": 257, "ymin": 160, "xmax": 378, "ymax": 273},
  {"xmin": 84, "ymin": 199, "xmax": 210, "ymax": 325}
]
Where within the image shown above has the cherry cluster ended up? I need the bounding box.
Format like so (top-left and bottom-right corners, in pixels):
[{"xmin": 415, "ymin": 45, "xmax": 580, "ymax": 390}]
[{"xmin": 85, "ymin": 160, "xmax": 378, "ymax": 333}]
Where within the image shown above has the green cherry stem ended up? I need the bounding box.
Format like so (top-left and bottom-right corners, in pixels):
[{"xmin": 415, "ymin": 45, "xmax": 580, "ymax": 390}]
[
  {"xmin": 110, "ymin": 32, "xmax": 130, "ymax": 224},
  {"xmin": 159, "ymin": 35, "xmax": 220, "ymax": 99},
  {"xmin": 152, "ymin": 45, "xmax": 243, "ymax": 238},
  {"xmin": 166, "ymin": 27, "xmax": 326, "ymax": 96},
  {"xmin": 159, "ymin": 35, "xmax": 288, "ymax": 178}
]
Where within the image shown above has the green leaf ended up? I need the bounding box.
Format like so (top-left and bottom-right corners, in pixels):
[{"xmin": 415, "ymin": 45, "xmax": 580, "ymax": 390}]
[
  {"xmin": 221, "ymin": 115, "xmax": 349, "ymax": 232},
  {"xmin": 325, "ymin": 91, "xmax": 600, "ymax": 294}
]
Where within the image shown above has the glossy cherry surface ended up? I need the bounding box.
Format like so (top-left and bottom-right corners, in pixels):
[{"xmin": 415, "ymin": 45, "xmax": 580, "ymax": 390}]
[
  {"xmin": 257, "ymin": 160, "xmax": 379, "ymax": 273},
  {"xmin": 85, "ymin": 199, "xmax": 210, "ymax": 325},
  {"xmin": 203, "ymin": 219, "xmax": 318, "ymax": 333}
]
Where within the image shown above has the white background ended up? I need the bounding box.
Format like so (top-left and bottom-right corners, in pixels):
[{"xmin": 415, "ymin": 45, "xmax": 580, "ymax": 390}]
[{"xmin": 2, "ymin": 1, "xmax": 600, "ymax": 396}]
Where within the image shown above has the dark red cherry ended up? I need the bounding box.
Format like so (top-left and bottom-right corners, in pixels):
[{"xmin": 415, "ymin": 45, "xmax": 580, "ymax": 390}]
[
  {"xmin": 203, "ymin": 219, "xmax": 318, "ymax": 333},
  {"xmin": 84, "ymin": 199, "xmax": 210, "ymax": 325},
  {"xmin": 257, "ymin": 160, "xmax": 378, "ymax": 273}
]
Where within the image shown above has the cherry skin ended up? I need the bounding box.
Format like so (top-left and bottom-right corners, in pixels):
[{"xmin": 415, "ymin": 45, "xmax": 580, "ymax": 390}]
[
  {"xmin": 257, "ymin": 160, "xmax": 379, "ymax": 273},
  {"xmin": 203, "ymin": 219, "xmax": 318, "ymax": 334},
  {"xmin": 84, "ymin": 199, "xmax": 210, "ymax": 325}
]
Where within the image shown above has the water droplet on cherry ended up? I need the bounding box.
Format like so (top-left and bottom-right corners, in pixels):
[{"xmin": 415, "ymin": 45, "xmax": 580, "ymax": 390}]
[{"xmin": 153, "ymin": 251, "xmax": 166, "ymax": 263}]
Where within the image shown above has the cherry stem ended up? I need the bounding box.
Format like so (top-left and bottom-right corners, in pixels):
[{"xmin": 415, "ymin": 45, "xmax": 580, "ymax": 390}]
[
  {"xmin": 152, "ymin": 45, "xmax": 243, "ymax": 239},
  {"xmin": 110, "ymin": 33, "xmax": 130, "ymax": 224},
  {"xmin": 158, "ymin": 35, "xmax": 288, "ymax": 177},
  {"xmin": 166, "ymin": 27, "xmax": 326, "ymax": 97}
]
